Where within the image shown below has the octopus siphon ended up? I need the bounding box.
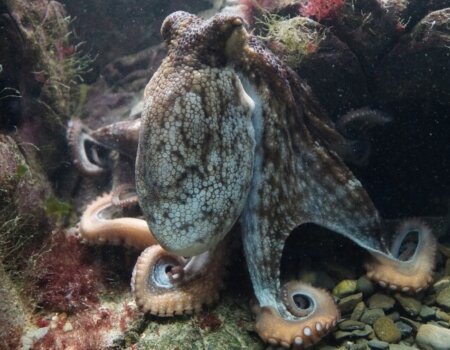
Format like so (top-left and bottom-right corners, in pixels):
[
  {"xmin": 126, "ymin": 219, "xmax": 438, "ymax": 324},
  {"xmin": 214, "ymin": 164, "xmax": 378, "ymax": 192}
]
[{"xmin": 69, "ymin": 10, "xmax": 437, "ymax": 349}]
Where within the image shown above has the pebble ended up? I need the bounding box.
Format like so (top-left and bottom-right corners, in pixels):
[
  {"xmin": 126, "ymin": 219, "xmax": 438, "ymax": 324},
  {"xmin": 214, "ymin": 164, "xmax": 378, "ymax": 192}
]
[
  {"xmin": 368, "ymin": 294, "xmax": 396, "ymax": 311},
  {"xmin": 367, "ymin": 339, "xmax": 389, "ymax": 350},
  {"xmin": 338, "ymin": 320, "xmax": 366, "ymax": 331},
  {"xmin": 338, "ymin": 293, "xmax": 363, "ymax": 314},
  {"xmin": 416, "ymin": 323, "xmax": 450, "ymax": 350},
  {"xmin": 436, "ymin": 286, "xmax": 450, "ymax": 311},
  {"xmin": 436, "ymin": 309, "xmax": 450, "ymax": 322},
  {"xmin": 373, "ymin": 316, "xmax": 402, "ymax": 343},
  {"xmin": 334, "ymin": 325, "xmax": 373, "ymax": 341},
  {"xmin": 419, "ymin": 305, "xmax": 436, "ymax": 320},
  {"xmin": 334, "ymin": 280, "xmax": 358, "ymax": 298},
  {"xmin": 395, "ymin": 320, "xmax": 413, "ymax": 337},
  {"xmin": 360, "ymin": 308, "xmax": 385, "ymax": 325},
  {"xmin": 433, "ymin": 277, "xmax": 450, "ymax": 293},
  {"xmin": 389, "ymin": 344, "xmax": 417, "ymax": 350},
  {"xmin": 63, "ymin": 322, "xmax": 73, "ymax": 332},
  {"xmin": 387, "ymin": 311, "xmax": 400, "ymax": 322},
  {"xmin": 357, "ymin": 276, "xmax": 375, "ymax": 296},
  {"xmin": 351, "ymin": 301, "xmax": 366, "ymax": 321},
  {"xmin": 394, "ymin": 293, "xmax": 422, "ymax": 317},
  {"xmin": 398, "ymin": 317, "xmax": 420, "ymax": 332}
]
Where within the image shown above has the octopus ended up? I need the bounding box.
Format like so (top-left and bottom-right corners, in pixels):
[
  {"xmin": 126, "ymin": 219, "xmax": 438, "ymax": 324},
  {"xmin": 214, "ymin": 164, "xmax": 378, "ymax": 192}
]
[{"xmin": 69, "ymin": 10, "xmax": 437, "ymax": 349}]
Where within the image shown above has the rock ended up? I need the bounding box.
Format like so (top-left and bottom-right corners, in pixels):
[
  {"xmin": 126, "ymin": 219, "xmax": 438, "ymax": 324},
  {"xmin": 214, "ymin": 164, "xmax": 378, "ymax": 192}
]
[
  {"xmin": 395, "ymin": 321, "xmax": 413, "ymax": 338},
  {"xmin": 357, "ymin": 276, "xmax": 375, "ymax": 296},
  {"xmin": 360, "ymin": 308, "xmax": 385, "ymax": 325},
  {"xmin": 0, "ymin": 265, "xmax": 28, "ymax": 349},
  {"xmin": 416, "ymin": 323, "xmax": 450, "ymax": 350},
  {"xmin": 387, "ymin": 311, "xmax": 400, "ymax": 322},
  {"xmin": 367, "ymin": 339, "xmax": 389, "ymax": 350},
  {"xmin": 433, "ymin": 277, "xmax": 450, "ymax": 293},
  {"xmin": 338, "ymin": 320, "xmax": 366, "ymax": 331},
  {"xmin": 373, "ymin": 317, "xmax": 402, "ymax": 343},
  {"xmin": 334, "ymin": 324, "xmax": 373, "ymax": 340},
  {"xmin": 398, "ymin": 317, "xmax": 420, "ymax": 332},
  {"xmin": 436, "ymin": 309, "xmax": 450, "ymax": 322},
  {"xmin": 347, "ymin": 342, "xmax": 368, "ymax": 350},
  {"xmin": 333, "ymin": 280, "xmax": 358, "ymax": 298},
  {"xmin": 351, "ymin": 302, "xmax": 366, "ymax": 321},
  {"xmin": 436, "ymin": 286, "xmax": 450, "ymax": 311},
  {"xmin": 419, "ymin": 305, "xmax": 436, "ymax": 320},
  {"xmin": 338, "ymin": 293, "xmax": 364, "ymax": 314},
  {"xmin": 390, "ymin": 344, "xmax": 417, "ymax": 350},
  {"xmin": 138, "ymin": 295, "xmax": 264, "ymax": 349},
  {"xmin": 394, "ymin": 294, "xmax": 422, "ymax": 317},
  {"xmin": 367, "ymin": 294, "xmax": 396, "ymax": 311}
]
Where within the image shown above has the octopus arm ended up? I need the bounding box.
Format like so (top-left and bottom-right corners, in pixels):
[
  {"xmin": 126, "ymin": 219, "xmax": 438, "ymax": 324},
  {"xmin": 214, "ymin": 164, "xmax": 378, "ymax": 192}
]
[
  {"xmin": 79, "ymin": 192, "xmax": 156, "ymax": 250},
  {"xmin": 131, "ymin": 239, "xmax": 228, "ymax": 316}
]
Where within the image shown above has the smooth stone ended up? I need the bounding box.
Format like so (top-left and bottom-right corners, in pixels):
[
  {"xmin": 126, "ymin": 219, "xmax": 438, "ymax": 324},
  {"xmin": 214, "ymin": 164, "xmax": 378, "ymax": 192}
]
[
  {"xmin": 339, "ymin": 320, "xmax": 366, "ymax": 331},
  {"xmin": 419, "ymin": 305, "xmax": 436, "ymax": 320},
  {"xmin": 373, "ymin": 316, "xmax": 402, "ymax": 343},
  {"xmin": 357, "ymin": 276, "xmax": 375, "ymax": 296},
  {"xmin": 416, "ymin": 323, "xmax": 450, "ymax": 350},
  {"xmin": 399, "ymin": 317, "xmax": 420, "ymax": 331},
  {"xmin": 436, "ymin": 309, "xmax": 450, "ymax": 322},
  {"xmin": 360, "ymin": 308, "xmax": 385, "ymax": 325},
  {"xmin": 387, "ymin": 311, "xmax": 400, "ymax": 322},
  {"xmin": 351, "ymin": 301, "xmax": 366, "ymax": 321},
  {"xmin": 394, "ymin": 293, "xmax": 422, "ymax": 317},
  {"xmin": 367, "ymin": 294, "xmax": 396, "ymax": 311},
  {"xmin": 347, "ymin": 342, "xmax": 368, "ymax": 350},
  {"xmin": 334, "ymin": 280, "xmax": 358, "ymax": 298},
  {"xmin": 433, "ymin": 277, "xmax": 450, "ymax": 293},
  {"xmin": 338, "ymin": 293, "xmax": 364, "ymax": 314},
  {"xmin": 367, "ymin": 339, "xmax": 389, "ymax": 350},
  {"xmin": 395, "ymin": 320, "xmax": 413, "ymax": 337},
  {"xmin": 390, "ymin": 344, "xmax": 417, "ymax": 350},
  {"xmin": 334, "ymin": 325, "xmax": 373, "ymax": 340},
  {"xmin": 436, "ymin": 286, "xmax": 450, "ymax": 311}
]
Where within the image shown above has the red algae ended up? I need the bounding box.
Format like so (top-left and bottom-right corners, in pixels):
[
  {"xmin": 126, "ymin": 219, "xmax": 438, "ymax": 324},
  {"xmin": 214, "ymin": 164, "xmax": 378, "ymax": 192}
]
[
  {"xmin": 300, "ymin": 0, "xmax": 344, "ymax": 21},
  {"xmin": 28, "ymin": 230, "xmax": 102, "ymax": 313}
]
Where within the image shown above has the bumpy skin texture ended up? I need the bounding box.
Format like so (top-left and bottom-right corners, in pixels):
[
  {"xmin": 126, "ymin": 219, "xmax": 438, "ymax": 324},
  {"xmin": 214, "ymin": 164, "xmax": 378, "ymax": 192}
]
[
  {"xmin": 136, "ymin": 13, "xmax": 255, "ymax": 257},
  {"xmin": 135, "ymin": 11, "xmax": 436, "ymax": 348}
]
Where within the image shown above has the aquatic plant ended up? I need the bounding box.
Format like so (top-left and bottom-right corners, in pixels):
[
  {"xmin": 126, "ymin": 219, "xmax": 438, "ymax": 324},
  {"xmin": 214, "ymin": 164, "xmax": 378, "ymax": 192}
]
[
  {"xmin": 258, "ymin": 14, "xmax": 327, "ymax": 66},
  {"xmin": 27, "ymin": 231, "xmax": 101, "ymax": 313}
]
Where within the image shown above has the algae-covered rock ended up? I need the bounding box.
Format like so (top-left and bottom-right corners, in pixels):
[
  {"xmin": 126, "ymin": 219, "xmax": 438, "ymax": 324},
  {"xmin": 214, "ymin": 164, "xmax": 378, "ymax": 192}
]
[
  {"xmin": 137, "ymin": 296, "xmax": 263, "ymax": 350},
  {"xmin": 333, "ymin": 280, "xmax": 358, "ymax": 298},
  {"xmin": 0, "ymin": 264, "xmax": 29, "ymax": 349},
  {"xmin": 373, "ymin": 316, "xmax": 402, "ymax": 343}
]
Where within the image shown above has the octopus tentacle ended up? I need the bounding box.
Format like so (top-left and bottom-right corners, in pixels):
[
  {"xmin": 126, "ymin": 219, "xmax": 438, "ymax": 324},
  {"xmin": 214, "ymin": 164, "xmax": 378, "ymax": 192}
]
[
  {"xmin": 131, "ymin": 242, "xmax": 227, "ymax": 316},
  {"xmin": 254, "ymin": 281, "xmax": 339, "ymax": 349},
  {"xmin": 66, "ymin": 119, "xmax": 109, "ymax": 175},
  {"xmin": 79, "ymin": 192, "xmax": 156, "ymax": 250},
  {"xmin": 111, "ymin": 183, "xmax": 139, "ymax": 208},
  {"xmin": 365, "ymin": 219, "xmax": 437, "ymax": 292}
]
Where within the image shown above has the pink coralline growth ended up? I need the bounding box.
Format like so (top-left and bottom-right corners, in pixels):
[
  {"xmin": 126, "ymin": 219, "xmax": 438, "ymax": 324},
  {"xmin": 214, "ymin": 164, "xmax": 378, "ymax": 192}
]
[
  {"xmin": 29, "ymin": 231, "xmax": 102, "ymax": 313},
  {"xmin": 299, "ymin": 0, "xmax": 345, "ymax": 21}
]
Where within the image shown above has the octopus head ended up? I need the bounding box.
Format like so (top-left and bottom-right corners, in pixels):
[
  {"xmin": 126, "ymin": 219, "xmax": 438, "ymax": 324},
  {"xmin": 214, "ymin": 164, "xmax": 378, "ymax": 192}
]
[{"xmin": 136, "ymin": 12, "xmax": 256, "ymax": 256}]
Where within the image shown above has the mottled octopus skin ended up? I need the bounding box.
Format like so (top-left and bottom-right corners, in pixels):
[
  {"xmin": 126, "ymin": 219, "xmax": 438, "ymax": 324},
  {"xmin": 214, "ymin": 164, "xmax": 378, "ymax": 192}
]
[{"xmin": 133, "ymin": 10, "xmax": 437, "ymax": 348}]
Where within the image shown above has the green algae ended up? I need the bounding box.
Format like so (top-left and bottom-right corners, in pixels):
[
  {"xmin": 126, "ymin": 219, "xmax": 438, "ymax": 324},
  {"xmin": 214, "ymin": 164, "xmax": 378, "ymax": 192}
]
[{"xmin": 137, "ymin": 296, "xmax": 264, "ymax": 350}]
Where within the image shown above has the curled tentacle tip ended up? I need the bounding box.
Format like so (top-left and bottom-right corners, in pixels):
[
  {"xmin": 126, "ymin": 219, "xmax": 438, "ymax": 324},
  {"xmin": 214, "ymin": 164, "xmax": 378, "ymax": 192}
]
[
  {"xmin": 365, "ymin": 218, "xmax": 437, "ymax": 293},
  {"xmin": 255, "ymin": 281, "xmax": 339, "ymax": 348},
  {"xmin": 132, "ymin": 244, "xmax": 226, "ymax": 316}
]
